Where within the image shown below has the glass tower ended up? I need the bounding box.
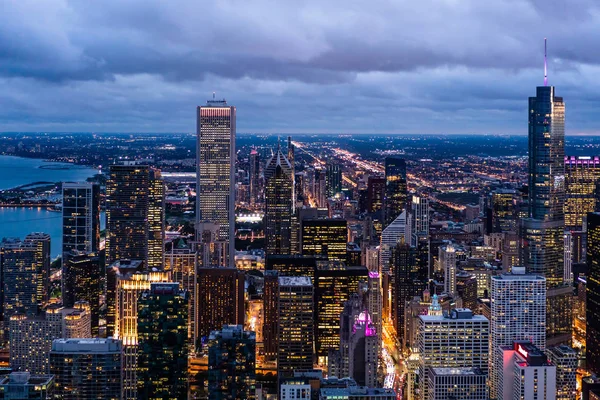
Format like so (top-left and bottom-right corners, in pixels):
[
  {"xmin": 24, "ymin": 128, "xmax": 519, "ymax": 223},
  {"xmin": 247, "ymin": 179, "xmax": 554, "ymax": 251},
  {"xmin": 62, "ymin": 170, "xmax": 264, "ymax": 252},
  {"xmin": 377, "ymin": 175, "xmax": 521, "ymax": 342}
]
[
  {"xmin": 384, "ymin": 156, "xmax": 407, "ymax": 227},
  {"xmin": 264, "ymin": 148, "xmax": 294, "ymax": 256}
]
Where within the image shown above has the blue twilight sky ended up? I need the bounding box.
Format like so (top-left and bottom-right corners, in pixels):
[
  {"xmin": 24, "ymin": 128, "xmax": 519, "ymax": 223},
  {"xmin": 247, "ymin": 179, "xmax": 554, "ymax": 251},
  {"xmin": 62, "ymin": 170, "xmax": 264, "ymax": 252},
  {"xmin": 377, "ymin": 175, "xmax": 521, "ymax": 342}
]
[{"xmin": 2, "ymin": 0, "xmax": 600, "ymax": 135}]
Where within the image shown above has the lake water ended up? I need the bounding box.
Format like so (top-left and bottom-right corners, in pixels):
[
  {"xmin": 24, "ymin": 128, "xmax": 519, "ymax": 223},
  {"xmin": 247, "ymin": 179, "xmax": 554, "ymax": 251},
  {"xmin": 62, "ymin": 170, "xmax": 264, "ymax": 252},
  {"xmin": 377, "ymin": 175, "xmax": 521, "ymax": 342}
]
[{"xmin": 0, "ymin": 155, "xmax": 100, "ymax": 257}]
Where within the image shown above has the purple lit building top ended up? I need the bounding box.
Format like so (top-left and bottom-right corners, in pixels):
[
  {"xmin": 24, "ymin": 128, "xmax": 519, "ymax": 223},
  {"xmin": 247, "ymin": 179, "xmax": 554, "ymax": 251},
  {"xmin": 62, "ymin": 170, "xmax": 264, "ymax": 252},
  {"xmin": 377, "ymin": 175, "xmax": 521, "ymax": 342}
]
[
  {"xmin": 565, "ymin": 156, "xmax": 600, "ymax": 166},
  {"xmin": 368, "ymin": 271, "xmax": 380, "ymax": 279},
  {"xmin": 353, "ymin": 311, "xmax": 377, "ymax": 337}
]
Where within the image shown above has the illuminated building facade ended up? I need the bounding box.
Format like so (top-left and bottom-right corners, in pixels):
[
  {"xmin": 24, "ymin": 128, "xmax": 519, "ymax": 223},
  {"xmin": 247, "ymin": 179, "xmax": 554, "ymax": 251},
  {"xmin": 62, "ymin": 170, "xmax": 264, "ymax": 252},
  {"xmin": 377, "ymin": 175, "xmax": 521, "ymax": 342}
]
[
  {"xmin": 499, "ymin": 341, "xmax": 556, "ymax": 400},
  {"xmin": 325, "ymin": 163, "xmax": 342, "ymax": 198},
  {"xmin": 564, "ymin": 156, "xmax": 600, "ymax": 230},
  {"xmin": 545, "ymin": 345, "xmax": 577, "ymax": 400},
  {"xmin": 392, "ymin": 244, "xmax": 427, "ymax": 343},
  {"xmin": 165, "ymin": 239, "xmax": 197, "ymax": 343},
  {"xmin": 587, "ymin": 212, "xmax": 600, "ymax": 375},
  {"xmin": 427, "ymin": 367, "xmax": 487, "ymax": 400},
  {"xmin": 408, "ymin": 195, "xmax": 429, "ymax": 247},
  {"xmin": 489, "ymin": 189, "xmax": 518, "ymax": 233},
  {"xmin": 50, "ymin": 338, "xmax": 123, "ymax": 400},
  {"xmin": 106, "ymin": 164, "xmax": 165, "ymax": 268},
  {"xmin": 61, "ymin": 182, "xmax": 100, "ymax": 257},
  {"xmin": 1, "ymin": 234, "xmax": 50, "ymax": 322},
  {"xmin": 417, "ymin": 309, "xmax": 489, "ymax": 400},
  {"xmin": 208, "ymin": 325, "xmax": 256, "ymax": 399},
  {"xmin": 380, "ymin": 210, "xmax": 406, "ymax": 274},
  {"xmin": 384, "ymin": 156, "xmax": 407, "ymax": 227},
  {"xmin": 301, "ymin": 219, "xmax": 347, "ymax": 263},
  {"xmin": 113, "ymin": 269, "xmax": 170, "ymax": 400},
  {"xmin": 278, "ymin": 276, "xmax": 314, "ymax": 377},
  {"xmin": 249, "ymin": 149, "xmax": 260, "ymax": 206},
  {"xmin": 62, "ymin": 251, "xmax": 101, "ymax": 335},
  {"xmin": 137, "ymin": 283, "xmax": 189, "ymax": 400},
  {"xmin": 367, "ymin": 176, "xmax": 385, "ymax": 213},
  {"xmin": 264, "ymin": 148, "xmax": 294, "ymax": 255},
  {"xmin": 314, "ymin": 265, "xmax": 368, "ymax": 362},
  {"xmin": 9, "ymin": 305, "xmax": 91, "ymax": 375},
  {"xmin": 265, "ymin": 254, "xmax": 318, "ymax": 278},
  {"xmin": 196, "ymin": 99, "xmax": 236, "ymax": 267},
  {"xmin": 490, "ymin": 268, "xmax": 546, "ymax": 399},
  {"xmin": 197, "ymin": 267, "xmax": 245, "ymax": 340},
  {"xmin": 262, "ymin": 270, "xmax": 279, "ymax": 361}
]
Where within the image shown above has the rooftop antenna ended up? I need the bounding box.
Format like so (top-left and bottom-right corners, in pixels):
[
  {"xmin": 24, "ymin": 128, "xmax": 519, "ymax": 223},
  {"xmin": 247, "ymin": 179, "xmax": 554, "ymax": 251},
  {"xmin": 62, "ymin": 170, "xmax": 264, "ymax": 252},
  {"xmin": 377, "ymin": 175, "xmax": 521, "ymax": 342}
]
[{"xmin": 544, "ymin": 38, "xmax": 548, "ymax": 86}]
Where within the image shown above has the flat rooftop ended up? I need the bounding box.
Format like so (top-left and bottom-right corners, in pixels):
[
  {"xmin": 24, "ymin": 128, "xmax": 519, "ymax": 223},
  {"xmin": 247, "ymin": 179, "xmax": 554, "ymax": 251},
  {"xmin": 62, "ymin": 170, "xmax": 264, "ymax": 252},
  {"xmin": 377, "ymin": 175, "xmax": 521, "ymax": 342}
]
[
  {"xmin": 430, "ymin": 367, "xmax": 485, "ymax": 376},
  {"xmin": 278, "ymin": 276, "xmax": 312, "ymax": 286}
]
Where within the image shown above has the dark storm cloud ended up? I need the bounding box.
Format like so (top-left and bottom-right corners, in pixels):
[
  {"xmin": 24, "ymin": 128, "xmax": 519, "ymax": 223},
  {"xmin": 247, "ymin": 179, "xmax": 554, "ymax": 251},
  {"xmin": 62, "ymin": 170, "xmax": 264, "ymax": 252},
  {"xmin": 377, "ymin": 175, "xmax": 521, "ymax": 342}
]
[{"xmin": 2, "ymin": 0, "xmax": 600, "ymax": 133}]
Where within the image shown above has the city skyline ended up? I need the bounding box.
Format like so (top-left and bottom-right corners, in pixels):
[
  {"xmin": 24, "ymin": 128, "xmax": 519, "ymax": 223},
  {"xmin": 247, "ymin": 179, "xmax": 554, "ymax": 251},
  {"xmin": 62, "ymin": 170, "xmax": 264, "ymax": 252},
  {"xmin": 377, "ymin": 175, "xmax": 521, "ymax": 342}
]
[{"xmin": 4, "ymin": 2, "xmax": 600, "ymax": 134}]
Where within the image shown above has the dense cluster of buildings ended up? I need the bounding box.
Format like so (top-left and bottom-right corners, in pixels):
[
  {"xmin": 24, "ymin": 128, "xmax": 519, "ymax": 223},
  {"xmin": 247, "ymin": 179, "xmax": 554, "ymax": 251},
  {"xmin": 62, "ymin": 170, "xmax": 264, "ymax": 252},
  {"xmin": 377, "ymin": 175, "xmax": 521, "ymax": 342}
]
[{"xmin": 2, "ymin": 56, "xmax": 600, "ymax": 400}]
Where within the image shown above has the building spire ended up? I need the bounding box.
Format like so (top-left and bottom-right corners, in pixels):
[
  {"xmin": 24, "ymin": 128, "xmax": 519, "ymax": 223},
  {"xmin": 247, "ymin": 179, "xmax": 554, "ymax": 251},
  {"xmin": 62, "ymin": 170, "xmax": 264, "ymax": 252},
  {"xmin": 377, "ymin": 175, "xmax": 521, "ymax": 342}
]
[{"xmin": 544, "ymin": 38, "xmax": 548, "ymax": 86}]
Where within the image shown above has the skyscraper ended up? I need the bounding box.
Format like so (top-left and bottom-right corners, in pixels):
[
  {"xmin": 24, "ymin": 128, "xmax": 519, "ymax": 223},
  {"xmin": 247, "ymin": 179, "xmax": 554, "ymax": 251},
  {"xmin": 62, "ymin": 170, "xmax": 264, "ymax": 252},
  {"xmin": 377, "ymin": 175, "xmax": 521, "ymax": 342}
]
[
  {"xmin": 301, "ymin": 219, "xmax": 347, "ymax": 262},
  {"xmin": 417, "ymin": 309, "xmax": 489, "ymax": 400},
  {"xmin": 366, "ymin": 176, "xmax": 385, "ymax": 213},
  {"xmin": 490, "ymin": 267, "xmax": 547, "ymax": 399},
  {"xmin": 408, "ymin": 195, "xmax": 429, "ymax": 247},
  {"xmin": 1, "ymin": 234, "xmax": 50, "ymax": 322},
  {"xmin": 314, "ymin": 265, "xmax": 368, "ymax": 363},
  {"xmin": 264, "ymin": 147, "xmax": 294, "ymax": 255},
  {"xmin": 564, "ymin": 156, "xmax": 600, "ymax": 230},
  {"xmin": 196, "ymin": 99, "xmax": 236, "ymax": 266},
  {"xmin": 10, "ymin": 305, "xmax": 91, "ymax": 375},
  {"xmin": 546, "ymin": 345, "xmax": 577, "ymax": 400},
  {"xmin": 50, "ymin": 338, "xmax": 123, "ymax": 400},
  {"xmin": 384, "ymin": 156, "xmax": 407, "ymax": 227},
  {"xmin": 325, "ymin": 162, "xmax": 342, "ymax": 198},
  {"xmin": 197, "ymin": 266, "xmax": 245, "ymax": 339},
  {"xmin": 278, "ymin": 276, "xmax": 314, "ymax": 377},
  {"xmin": 249, "ymin": 149, "xmax": 260, "ymax": 207},
  {"xmin": 61, "ymin": 182, "xmax": 100, "ymax": 257},
  {"xmin": 263, "ymin": 270, "xmax": 279, "ymax": 361},
  {"xmin": 62, "ymin": 251, "xmax": 102, "ymax": 335},
  {"xmin": 208, "ymin": 325, "xmax": 256, "ymax": 400},
  {"xmin": 137, "ymin": 283, "xmax": 189, "ymax": 399},
  {"xmin": 106, "ymin": 163, "xmax": 164, "ymax": 268},
  {"xmin": 587, "ymin": 212, "xmax": 600, "ymax": 375},
  {"xmin": 489, "ymin": 188, "xmax": 518, "ymax": 233},
  {"xmin": 392, "ymin": 243, "xmax": 427, "ymax": 344}
]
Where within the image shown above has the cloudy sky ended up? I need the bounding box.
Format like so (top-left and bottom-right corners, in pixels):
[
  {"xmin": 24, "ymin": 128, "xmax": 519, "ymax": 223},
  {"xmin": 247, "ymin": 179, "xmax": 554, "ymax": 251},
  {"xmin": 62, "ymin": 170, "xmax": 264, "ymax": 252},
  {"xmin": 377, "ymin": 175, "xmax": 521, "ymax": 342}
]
[{"xmin": 2, "ymin": 0, "xmax": 600, "ymax": 134}]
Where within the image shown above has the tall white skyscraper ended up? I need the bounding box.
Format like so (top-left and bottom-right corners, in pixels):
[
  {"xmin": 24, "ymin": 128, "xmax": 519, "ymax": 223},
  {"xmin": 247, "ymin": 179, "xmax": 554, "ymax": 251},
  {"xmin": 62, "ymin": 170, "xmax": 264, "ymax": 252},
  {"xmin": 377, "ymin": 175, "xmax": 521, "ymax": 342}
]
[
  {"xmin": 409, "ymin": 195, "xmax": 429, "ymax": 247},
  {"xmin": 440, "ymin": 244, "xmax": 457, "ymax": 296},
  {"xmin": 490, "ymin": 267, "xmax": 546, "ymax": 399},
  {"xmin": 380, "ymin": 210, "xmax": 406, "ymax": 273},
  {"xmin": 196, "ymin": 99, "xmax": 236, "ymax": 267},
  {"xmin": 417, "ymin": 309, "xmax": 489, "ymax": 400}
]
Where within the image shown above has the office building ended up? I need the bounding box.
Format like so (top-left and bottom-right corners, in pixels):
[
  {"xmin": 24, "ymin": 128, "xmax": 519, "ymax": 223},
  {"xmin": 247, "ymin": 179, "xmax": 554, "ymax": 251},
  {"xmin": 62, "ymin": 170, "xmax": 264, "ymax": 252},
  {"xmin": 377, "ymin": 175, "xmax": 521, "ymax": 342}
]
[
  {"xmin": 197, "ymin": 99, "xmax": 236, "ymax": 266},
  {"xmin": 367, "ymin": 176, "xmax": 385, "ymax": 213},
  {"xmin": 249, "ymin": 148, "xmax": 260, "ymax": 206},
  {"xmin": 427, "ymin": 367, "xmax": 487, "ymax": 400},
  {"xmin": 113, "ymin": 269, "xmax": 170, "ymax": 399},
  {"xmin": 197, "ymin": 266, "xmax": 245, "ymax": 339},
  {"xmin": 326, "ymin": 163, "xmax": 342, "ymax": 198},
  {"xmin": 263, "ymin": 270, "xmax": 279, "ymax": 361},
  {"xmin": 314, "ymin": 265, "xmax": 368, "ymax": 362},
  {"xmin": 384, "ymin": 156, "xmax": 407, "ymax": 227},
  {"xmin": 264, "ymin": 147, "xmax": 294, "ymax": 255},
  {"xmin": 380, "ymin": 210, "xmax": 407, "ymax": 274},
  {"xmin": 439, "ymin": 244, "xmax": 457, "ymax": 296},
  {"xmin": 417, "ymin": 309, "xmax": 489, "ymax": 400},
  {"xmin": 208, "ymin": 325, "xmax": 256, "ymax": 400},
  {"xmin": 489, "ymin": 189, "xmax": 518, "ymax": 233},
  {"xmin": 106, "ymin": 164, "xmax": 165, "ymax": 268},
  {"xmin": 565, "ymin": 156, "xmax": 600, "ymax": 230},
  {"xmin": 456, "ymin": 272, "xmax": 478, "ymax": 312},
  {"xmin": 301, "ymin": 219, "xmax": 347, "ymax": 262},
  {"xmin": 329, "ymin": 294, "xmax": 378, "ymax": 387},
  {"xmin": 392, "ymin": 243, "xmax": 427, "ymax": 343},
  {"xmin": 546, "ymin": 345, "xmax": 577, "ymax": 400},
  {"xmin": 1, "ymin": 234, "xmax": 50, "ymax": 321},
  {"xmin": 587, "ymin": 212, "xmax": 600, "ymax": 374},
  {"xmin": 0, "ymin": 372, "xmax": 54, "ymax": 399},
  {"xmin": 490, "ymin": 268, "xmax": 547, "ymax": 399},
  {"xmin": 137, "ymin": 283, "xmax": 189, "ymax": 400},
  {"xmin": 50, "ymin": 338, "xmax": 122, "ymax": 400},
  {"xmin": 408, "ymin": 195, "xmax": 429, "ymax": 247},
  {"xmin": 278, "ymin": 276, "xmax": 314, "ymax": 377},
  {"xmin": 61, "ymin": 182, "xmax": 100, "ymax": 258},
  {"xmin": 165, "ymin": 239, "xmax": 197, "ymax": 343},
  {"xmin": 62, "ymin": 251, "xmax": 101, "ymax": 335},
  {"xmin": 499, "ymin": 341, "xmax": 556, "ymax": 400},
  {"xmin": 520, "ymin": 218, "xmax": 564, "ymax": 288},
  {"xmin": 9, "ymin": 305, "xmax": 91, "ymax": 375},
  {"xmin": 265, "ymin": 254, "xmax": 319, "ymax": 278}
]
